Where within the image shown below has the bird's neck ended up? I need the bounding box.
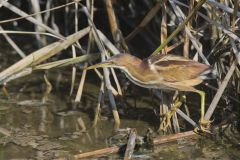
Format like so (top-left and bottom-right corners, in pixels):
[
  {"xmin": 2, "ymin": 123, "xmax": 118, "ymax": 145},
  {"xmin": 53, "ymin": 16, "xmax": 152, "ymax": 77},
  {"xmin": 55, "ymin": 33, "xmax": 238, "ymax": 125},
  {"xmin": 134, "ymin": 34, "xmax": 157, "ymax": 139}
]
[{"xmin": 120, "ymin": 60, "xmax": 149, "ymax": 82}]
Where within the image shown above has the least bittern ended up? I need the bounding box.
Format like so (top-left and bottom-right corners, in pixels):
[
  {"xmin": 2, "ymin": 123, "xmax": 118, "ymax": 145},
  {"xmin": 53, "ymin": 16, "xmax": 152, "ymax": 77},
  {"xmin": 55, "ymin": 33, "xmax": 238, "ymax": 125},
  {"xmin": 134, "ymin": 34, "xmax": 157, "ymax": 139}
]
[{"xmin": 86, "ymin": 53, "xmax": 212, "ymax": 132}]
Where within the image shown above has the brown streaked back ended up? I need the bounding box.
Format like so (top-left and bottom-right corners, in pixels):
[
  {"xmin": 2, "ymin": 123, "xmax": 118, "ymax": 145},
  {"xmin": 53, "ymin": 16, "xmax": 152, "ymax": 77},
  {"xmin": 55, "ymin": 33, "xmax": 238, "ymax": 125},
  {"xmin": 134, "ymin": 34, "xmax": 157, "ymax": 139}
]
[{"xmin": 144, "ymin": 54, "xmax": 210, "ymax": 82}]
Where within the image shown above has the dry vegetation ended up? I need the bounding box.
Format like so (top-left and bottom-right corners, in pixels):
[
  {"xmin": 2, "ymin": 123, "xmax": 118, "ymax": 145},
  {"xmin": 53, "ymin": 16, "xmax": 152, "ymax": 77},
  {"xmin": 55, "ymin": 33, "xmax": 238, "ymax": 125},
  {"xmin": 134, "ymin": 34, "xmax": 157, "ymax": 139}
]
[{"xmin": 0, "ymin": 0, "xmax": 239, "ymax": 133}]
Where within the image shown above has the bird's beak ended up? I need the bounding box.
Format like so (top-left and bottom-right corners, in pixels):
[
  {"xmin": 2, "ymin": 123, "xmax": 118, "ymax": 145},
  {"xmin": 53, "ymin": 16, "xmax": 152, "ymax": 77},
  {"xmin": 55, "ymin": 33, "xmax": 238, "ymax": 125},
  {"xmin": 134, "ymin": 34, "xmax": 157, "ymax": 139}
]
[{"xmin": 85, "ymin": 61, "xmax": 113, "ymax": 70}]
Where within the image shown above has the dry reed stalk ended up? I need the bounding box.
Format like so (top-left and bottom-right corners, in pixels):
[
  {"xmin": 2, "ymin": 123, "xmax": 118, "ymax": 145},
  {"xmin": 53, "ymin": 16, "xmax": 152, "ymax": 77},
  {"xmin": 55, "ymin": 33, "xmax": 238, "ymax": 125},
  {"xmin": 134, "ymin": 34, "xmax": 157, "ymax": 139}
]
[
  {"xmin": 105, "ymin": 0, "xmax": 128, "ymax": 51},
  {"xmin": 93, "ymin": 82, "xmax": 104, "ymax": 127},
  {"xmin": 104, "ymin": 0, "xmax": 124, "ymax": 95},
  {"xmin": 173, "ymin": 0, "xmax": 240, "ymax": 42},
  {"xmin": 207, "ymin": 4, "xmax": 218, "ymax": 43},
  {"xmin": 125, "ymin": 0, "xmax": 167, "ymax": 41},
  {"xmin": 74, "ymin": 62, "xmax": 87, "ymax": 102},
  {"xmin": 74, "ymin": 0, "xmax": 95, "ymax": 102},
  {"xmin": 183, "ymin": 0, "xmax": 194, "ymax": 58},
  {"xmin": 70, "ymin": 46, "xmax": 77, "ymax": 96},
  {"xmin": 0, "ymin": 1, "xmax": 78, "ymax": 25},
  {"xmin": 82, "ymin": 6, "xmax": 120, "ymax": 129},
  {"xmin": 33, "ymin": 54, "xmax": 97, "ymax": 70},
  {"xmin": 30, "ymin": 0, "xmax": 46, "ymax": 47},
  {"xmin": 160, "ymin": 2, "xmax": 167, "ymax": 54},
  {"xmin": 124, "ymin": 129, "xmax": 137, "ymax": 160},
  {"xmin": 171, "ymin": 92, "xmax": 181, "ymax": 133},
  {"xmin": 152, "ymin": 0, "xmax": 207, "ymax": 55},
  {"xmin": 2, "ymin": 1, "xmax": 64, "ymax": 38},
  {"xmin": 152, "ymin": 131, "xmax": 196, "ymax": 145},
  {"xmin": 204, "ymin": 0, "xmax": 240, "ymax": 120},
  {"xmin": 169, "ymin": 1, "xmax": 209, "ymax": 65},
  {"xmin": 69, "ymin": 0, "xmax": 80, "ymax": 96},
  {"xmin": 205, "ymin": 51, "xmax": 239, "ymax": 120},
  {"xmin": 0, "ymin": 27, "xmax": 90, "ymax": 84},
  {"xmin": 43, "ymin": 0, "xmax": 51, "ymax": 28},
  {"xmin": 207, "ymin": 0, "xmax": 240, "ymax": 17},
  {"xmin": 97, "ymin": 30, "xmax": 121, "ymax": 55},
  {"xmin": 105, "ymin": 0, "xmax": 118, "ymax": 42},
  {"xmin": 0, "ymin": 30, "xmax": 63, "ymax": 40},
  {"xmin": 110, "ymin": 68, "xmax": 123, "ymax": 96},
  {"xmin": 0, "ymin": 26, "xmax": 26, "ymax": 58},
  {"xmin": 165, "ymin": 39, "xmax": 184, "ymax": 52},
  {"xmin": 73, "ymin": 146, "xmax": 119, "ymax": 159}
]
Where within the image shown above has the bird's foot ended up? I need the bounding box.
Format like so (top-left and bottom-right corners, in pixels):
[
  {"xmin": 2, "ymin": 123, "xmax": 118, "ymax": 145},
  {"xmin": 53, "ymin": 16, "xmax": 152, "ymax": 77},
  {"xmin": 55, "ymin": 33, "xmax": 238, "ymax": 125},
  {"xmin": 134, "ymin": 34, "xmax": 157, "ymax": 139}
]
[
  {"xmin": 159, "ymin": 112, "xmax": 172, "ymax": 132},
  {"xmin": 194, "ymin": 119, "xmax": 212, "ymax": 134},
  {"xmin": 158, "ymin": 95, "xmax": 184, "ymax": 132}
]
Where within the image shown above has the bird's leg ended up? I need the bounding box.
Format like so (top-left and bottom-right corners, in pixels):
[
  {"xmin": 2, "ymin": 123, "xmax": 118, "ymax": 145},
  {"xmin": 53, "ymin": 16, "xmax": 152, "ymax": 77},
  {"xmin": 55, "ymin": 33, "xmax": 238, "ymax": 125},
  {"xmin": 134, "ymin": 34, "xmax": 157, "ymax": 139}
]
[
  {"xmin": 194, "ymin": 90, "xmax": 211, "ymax": 133},
  {"xmin": 159, "ymin": 95, "xmax": 186, "ymax": 131}
]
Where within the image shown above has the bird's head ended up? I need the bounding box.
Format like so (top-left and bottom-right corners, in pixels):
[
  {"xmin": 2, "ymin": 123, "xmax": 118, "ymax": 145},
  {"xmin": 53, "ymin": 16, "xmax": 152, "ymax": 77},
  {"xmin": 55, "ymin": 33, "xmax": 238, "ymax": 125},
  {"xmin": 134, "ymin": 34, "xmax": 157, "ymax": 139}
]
[{"xmin": 85, "ymin": 53, "xmax": 140, "ymax": 70}]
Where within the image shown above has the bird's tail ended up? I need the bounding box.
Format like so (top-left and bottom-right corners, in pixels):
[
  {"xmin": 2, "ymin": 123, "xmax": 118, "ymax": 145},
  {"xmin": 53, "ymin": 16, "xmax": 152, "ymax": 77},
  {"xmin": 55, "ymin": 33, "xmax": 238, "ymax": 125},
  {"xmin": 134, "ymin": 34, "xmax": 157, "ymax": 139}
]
[{"xmin": 200, "ymin": 67, "xmax": 218, "ymax": 80}]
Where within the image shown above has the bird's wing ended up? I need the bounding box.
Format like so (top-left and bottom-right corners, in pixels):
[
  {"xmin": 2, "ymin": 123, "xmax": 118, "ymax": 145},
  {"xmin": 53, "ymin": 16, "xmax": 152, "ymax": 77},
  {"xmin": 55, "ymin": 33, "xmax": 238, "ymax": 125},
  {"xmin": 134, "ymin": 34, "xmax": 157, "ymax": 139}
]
[
  {"xmin": 148, "ymin": 54, "xmax": 191, "ymax": 65},
  {"xmin": 147, "ymin": 54, "xmax": 210, "ymax": 82}
]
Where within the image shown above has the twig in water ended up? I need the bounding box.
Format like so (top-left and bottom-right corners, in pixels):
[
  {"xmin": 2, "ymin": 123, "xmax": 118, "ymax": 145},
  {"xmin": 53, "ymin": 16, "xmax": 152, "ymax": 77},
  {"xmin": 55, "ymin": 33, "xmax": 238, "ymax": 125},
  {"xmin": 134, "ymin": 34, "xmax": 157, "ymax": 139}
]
[{"xmin": 124, "ymin": 129, "xmax": 137, "ymax": 160}]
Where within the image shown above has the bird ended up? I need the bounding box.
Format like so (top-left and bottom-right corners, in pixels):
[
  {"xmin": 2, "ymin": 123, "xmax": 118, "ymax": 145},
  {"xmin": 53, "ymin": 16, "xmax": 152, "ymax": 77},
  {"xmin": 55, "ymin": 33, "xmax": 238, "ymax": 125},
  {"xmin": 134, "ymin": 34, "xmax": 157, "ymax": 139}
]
[{"xmin": 86, "ymin": 53, "xmax": 213, "ymax": 132}]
